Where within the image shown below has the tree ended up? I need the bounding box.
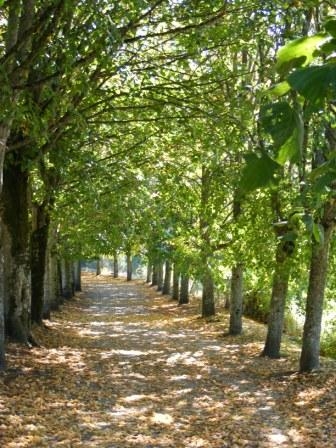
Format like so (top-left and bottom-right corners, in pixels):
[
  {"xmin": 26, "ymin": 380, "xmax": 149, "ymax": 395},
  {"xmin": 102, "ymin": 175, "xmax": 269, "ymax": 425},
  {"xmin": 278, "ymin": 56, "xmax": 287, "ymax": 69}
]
[{"xmin": 251, "ymin": 8, "xmax": 336, "ymax": 370}]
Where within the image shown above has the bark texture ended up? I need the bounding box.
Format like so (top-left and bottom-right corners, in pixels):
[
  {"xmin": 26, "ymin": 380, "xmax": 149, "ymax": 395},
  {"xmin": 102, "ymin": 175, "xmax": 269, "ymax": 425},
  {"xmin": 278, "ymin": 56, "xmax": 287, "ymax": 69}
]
[
  {"xmin": 43, "ymin": 226, "xmax": 61, "ymax": 317},
  {"xmin": 156, "ymin": 261, "xmax": 163, "ymax": 291},
  {"xmin": 151, "ymin": 264, "xmax": 158, "ymax": 286},
  {"xmin": 96, "ymin": 258, "xmax": 101, "ymax": 276},
  {"xmin": 300, "ymin": 225, "xmax": 334, "ymax": 372},
  {"xmin": 60, "ymin": 259, "xmax": 74, "ymax": 299},
  {"xmin": 179, "ymin": 273, "xmax": 189, "ymax": 305},
  {"xmin": 113, "ymin": 252, "xmax": 119, "ymax": 278},
  {"xmin": 172, "ymin": 265, "xmax": 180, "ymax": 300},
  {"xmin": 146, "ymin": 260, "xmax": 152, "ymax": 283},
  {"xmin": 0, "ymin": 0, "xmax": 36, "ymax": 364},
  {"xmin": 2, "ymin": 153, "xmax": 31, "ymax": 343},
  {"xmin": 229, "ymin": 264, "xmax": 244, "ymax": 335},
  {"xmin": 31, "ymin": 204, "xmax": 50, "ymax": 324},
  {"xmin": 162, "ymin": 260, "xmax": 172, "ymax": 295},
  {"xmin": 126, "ymin": 252, "xmax": 132, "ymax": 281},
  {"xmin": 261, "ymin": 242, "xmax": 291, "ymax": 358},
  {"xmin": 202, "ymin": 269, "xmax": 215, "ymax": 317},
  {"xmin": 74, "ymin": 260, "xmax": 81, "ymax": 292},
  {"xmin": 300, "ymin": 124, "xmax": 336, "ymax": 372}
]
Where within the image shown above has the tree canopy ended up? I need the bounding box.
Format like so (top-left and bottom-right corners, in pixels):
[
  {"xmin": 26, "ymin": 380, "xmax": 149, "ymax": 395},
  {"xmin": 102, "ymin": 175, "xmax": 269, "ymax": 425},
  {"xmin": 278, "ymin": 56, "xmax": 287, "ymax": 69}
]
[{"xmin": 0, "ymin": 0, "xmax": 336, "ymax": 375}]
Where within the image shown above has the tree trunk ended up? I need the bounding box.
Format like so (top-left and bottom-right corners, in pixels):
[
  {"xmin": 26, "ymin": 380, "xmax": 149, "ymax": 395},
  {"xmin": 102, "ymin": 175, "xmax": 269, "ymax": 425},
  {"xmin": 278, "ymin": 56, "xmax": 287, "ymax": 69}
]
[
  {"xmin": 30, "ymin": 203, "xmax": 50, "ymax": 324},
  {"xmin": 0, "ymin": 0, "xmax": 35, "ymax": 366},
  {"xmin": 262, "ymin": 240, "xmax": 291, "ymax": 358},
  {"xmin": 2, "ymin": 153, "xmax": 31, "ymax": 344},
  {"xmin": 43, "ymin": 226, "xmax": 61, "ymax": 317},
  {"xmin": 172, "ymin": 265, "xmax": 180, "ymax": 300},
  {"xmin": 0, "ymin": 131, "xmax": 6, "ymax": 364},
  {"xmin": 151, "ymin": 264, "xmax": 158, "ymax": 286},
  {"xmin": 113, "ymin": 251, "xmax": 118, "ymax": 278},
  {"xmin": 202, "ymin": 267, "xmax": 215, "ymax": 317},
  {"xmin": 61, "ymin": 259, "xmax": 74, "ymax": 299},
  {"xmin": 0, "ymin": 209, "xmax": 5, "ymax": 368},
  {"xmin": 157, "ymin": 261, "xmax": 163, "ymax": 291},
  {"xmin": 300, "ymin": 225, "xmax": 334, "ymax": 372},
  {"xmin": 200, "ymin": 165, "xmax": 215, "ymax": 317},
  {"xmin": 146, "ymin": 260, "xmax": 152, "ymax": 283},
  {"xmin": 96, "ymin": 258, "xmax": 101, "ymax": 276},
  {"xmin": 179, "ymin": 273, "xmax": 189, "ymax": 304},
  {"xmin": 0, "ymin": 130, "xmax": 10, "ymax": 369},
  {"xmin": 74, "ymin": 260, "xmax": 81, "ymax": 292},
  {"xmin": 126, "ymin": 251, "xmax": 132, "ymax": 281},
  {"xmin": 229, "ymin": 263, "xmax": 244, "ymax": 335},
  {"xmin": 162, "ymin": 260, "xmax": 172, "ymax": 295}
]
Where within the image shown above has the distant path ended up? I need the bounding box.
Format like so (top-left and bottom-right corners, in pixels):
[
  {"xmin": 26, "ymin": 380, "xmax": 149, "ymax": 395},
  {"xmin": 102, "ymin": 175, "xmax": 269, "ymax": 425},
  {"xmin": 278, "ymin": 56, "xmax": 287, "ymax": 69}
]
[{"xmin": 1, "ymin": 274, "xmax": 335, "ymax": 447}]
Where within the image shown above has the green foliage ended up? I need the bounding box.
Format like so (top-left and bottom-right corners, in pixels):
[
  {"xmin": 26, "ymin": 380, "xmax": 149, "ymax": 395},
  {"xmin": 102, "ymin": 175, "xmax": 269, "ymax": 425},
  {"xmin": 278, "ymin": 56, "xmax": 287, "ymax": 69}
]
[
  {"xmin": 288, "ymin": 64, "xmax": 336, "ymax": 107},
  {"xmin": 324, "ymin": 18, "xmax": 336, "ymax": 38},
  {"xmin": 275, "ymin": 34, "xmax": 329, "ymax": 76},
  {"xmin": 239, "ymin": 152, "xmax": 280, "ymax": 193},
  {"xmin": 320, "ymin": 325, "xmax": 336, "ymax": 358},
  {"xmin": 261, "ymin": 102, "xmax": 303, "ymax": 164}
]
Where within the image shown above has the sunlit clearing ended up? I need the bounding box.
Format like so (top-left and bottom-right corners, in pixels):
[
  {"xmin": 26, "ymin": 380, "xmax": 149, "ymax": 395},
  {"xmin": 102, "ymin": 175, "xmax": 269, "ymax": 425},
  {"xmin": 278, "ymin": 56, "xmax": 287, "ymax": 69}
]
[
  {"xmin": 268, "ymin": 431, "xmax": 288, "ymax": 444},
  {"xmin": 122, "ymin": 394, "xmax": 149, "ymax": 402},
  {"xmin": 150, "ymin": 412, "xmax": 174, "ymax": 425},
  {"xmin": 166, "ymin": 351, "xmax": 207, "ymax": 367}
]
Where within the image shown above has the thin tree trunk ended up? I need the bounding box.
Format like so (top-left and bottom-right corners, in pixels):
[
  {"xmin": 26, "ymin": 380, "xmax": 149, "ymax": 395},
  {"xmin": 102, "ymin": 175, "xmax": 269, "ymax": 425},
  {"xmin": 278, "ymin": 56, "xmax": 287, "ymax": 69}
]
[
  {"xmin": 172, "ymin": 265, "xmax": 180, "ymax": 300},
  {"xmin": 151, "ymin": 264, "xmax": 158, "ymax": 286},
  {"xmin": 179, "ymin": 273, "xmax": 189, "ymax": 305},
  {"xmin": 43, "ymin": 226, "xmax": 61, "ymax": 317},
  {"xmin": 228, "ymin": 193, "xmax": 243, "ymax": 330},
  {"xmin": 96, "ymin": 258, "xmax": 101, "ymax": 276},
  {"xmin": 157, "ymin": 261, "xmax": 163, "ymax": 291},
  {"xmin": 261, "ymin": 242, "xmax": 291, "ymax": 358},
  {"xmin": 113, "ymin": 251, "xmax": 118, "ymax": 278},
  {"xmin": 61, "ymin": 259, "xmax": 74, "ymax": 299},
  {"xmin": 202, "ymin": 268, "xmax": 215, "ymax": 317},
  {"xmin": 74, "ymin": 260, "xmax": 81, "ymax": 292},
  {"xmin": 126, "ymin": 251, "xmax": 132, "ymax": 281},
  {"xmin": 300, "ymin": 225, "xmax": 334, "ymax": 372},
  {"xmin": 162, "ymin": 260, "xmax": 172, "ymax": 295},
  {"xmin": 200, "ymin": 166, "xmax": 215, "ymax": 317},
  {"xmin": 229, "ymin": 263, "xmax": 244, "ymax": 335},
  {"xmin": 146, "ymin": 260, "xmax": 152, "ymax": 283},
  {"xmin": 31, "ymin": 203, "xmax": 50, "ymax": 324}
]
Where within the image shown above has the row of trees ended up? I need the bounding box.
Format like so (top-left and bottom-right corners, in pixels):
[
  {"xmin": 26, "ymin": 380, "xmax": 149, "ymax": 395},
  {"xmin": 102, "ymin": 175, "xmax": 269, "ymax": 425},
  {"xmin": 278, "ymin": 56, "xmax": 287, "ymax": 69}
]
[{"xmin": 0, "ymin": 1, "xmax": 335, "ymax": 374}]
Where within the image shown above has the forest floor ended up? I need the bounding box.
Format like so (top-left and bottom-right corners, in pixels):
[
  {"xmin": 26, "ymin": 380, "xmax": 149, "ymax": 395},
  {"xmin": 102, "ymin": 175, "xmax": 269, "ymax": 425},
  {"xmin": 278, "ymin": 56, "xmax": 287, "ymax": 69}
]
[{"xmin": 0, "ymin": 273, "xmax": 335, "ymax": 448}]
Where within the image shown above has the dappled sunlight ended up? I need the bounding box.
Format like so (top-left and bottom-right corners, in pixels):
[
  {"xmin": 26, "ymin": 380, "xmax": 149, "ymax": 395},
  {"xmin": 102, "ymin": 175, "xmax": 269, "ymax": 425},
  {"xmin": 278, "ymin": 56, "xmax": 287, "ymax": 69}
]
[{"xmin": 1, "ymin": 277, "xmax": 335, "ymax": 447}]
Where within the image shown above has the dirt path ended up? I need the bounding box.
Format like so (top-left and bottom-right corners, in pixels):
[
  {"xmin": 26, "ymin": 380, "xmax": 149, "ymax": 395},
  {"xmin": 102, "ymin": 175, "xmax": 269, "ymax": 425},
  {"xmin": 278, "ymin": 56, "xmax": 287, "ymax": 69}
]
[{"xmin": 0, "ymin": 274, "xmax": 335, "ymax": 447}]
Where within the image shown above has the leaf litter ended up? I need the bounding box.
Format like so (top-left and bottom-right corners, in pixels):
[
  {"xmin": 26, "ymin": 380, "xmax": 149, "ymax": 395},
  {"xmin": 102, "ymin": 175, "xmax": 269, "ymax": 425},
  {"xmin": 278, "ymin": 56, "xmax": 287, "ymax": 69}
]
[{"xmin": 0, "ymin": 272, "xmax": 335, "ymax": 447}]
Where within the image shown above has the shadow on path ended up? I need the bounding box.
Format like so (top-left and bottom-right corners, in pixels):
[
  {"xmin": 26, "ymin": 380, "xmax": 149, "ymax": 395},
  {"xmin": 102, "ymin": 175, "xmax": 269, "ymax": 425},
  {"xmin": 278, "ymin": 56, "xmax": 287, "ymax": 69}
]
[{"xmin": 0, "ymin": 273, "xmax": 335, "ymax": 447}]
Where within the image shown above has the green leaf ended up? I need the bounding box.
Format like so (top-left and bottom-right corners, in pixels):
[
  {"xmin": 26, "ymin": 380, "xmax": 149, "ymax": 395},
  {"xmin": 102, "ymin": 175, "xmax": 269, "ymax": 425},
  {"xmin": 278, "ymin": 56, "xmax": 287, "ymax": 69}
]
[
  {"xmin": 276, "ymin": 34, "xmax": 329, "ymax": 76},
  {"xmin": 268, "ymin": 81, "xmax": 291, "ymax": 97},
  {"xmin": 319, "ymin": 38, "xmax": 336, "ymax": 55},
  {"xmin": 312, "ymin": 172, "xmax": 336, "ymax": 193},
  {"xmin": 239, "ymin": 152, "xmax": 280, "ymax": 193},
  {"xmin": 261, "ymin": 102, "xmax": 302, "ymax": 164},
  {"xmin": 281, "ymin": 230, "xmax": 297, "ymax": 242},
  {"xmin": 310, "ymin": 160, "xmax": 331, "ymax": 181},
  {"xmin": 288, "ymin": 63, "xmax": 336, "ymax": 105},
  {"xmin": 302, "ymin": 214, "xmax": 314, "ymax": 233},
  {"xmin": 261, "ymin": 103, "xmax": 294, "ymax": 148},
  {"xmin": 325, "ymin": 19, "xmax": 336, "ymax": 38},
  {"xmin": 313, "ymin": 222, "xmax": 324, "ymax": 244}
]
